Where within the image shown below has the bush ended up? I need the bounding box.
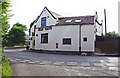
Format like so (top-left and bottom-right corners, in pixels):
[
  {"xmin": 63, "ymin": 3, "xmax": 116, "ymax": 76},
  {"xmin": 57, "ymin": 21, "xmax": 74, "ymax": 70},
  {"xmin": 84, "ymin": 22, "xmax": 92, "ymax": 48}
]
[
  {"xmin": 0, "ymin": 49, "xmax": 12, "ymax": 76},
  {"xmin": 2, "ymin": 55, "xmax": 12, "ymax": 76}
]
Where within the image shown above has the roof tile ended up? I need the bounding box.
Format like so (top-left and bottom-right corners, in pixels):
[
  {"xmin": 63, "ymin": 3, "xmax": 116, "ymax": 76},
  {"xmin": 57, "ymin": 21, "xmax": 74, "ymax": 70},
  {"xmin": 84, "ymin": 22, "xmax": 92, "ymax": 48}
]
[{"xmin": 57, "ymin": 16, "xmax": 95, "ymax": 25}]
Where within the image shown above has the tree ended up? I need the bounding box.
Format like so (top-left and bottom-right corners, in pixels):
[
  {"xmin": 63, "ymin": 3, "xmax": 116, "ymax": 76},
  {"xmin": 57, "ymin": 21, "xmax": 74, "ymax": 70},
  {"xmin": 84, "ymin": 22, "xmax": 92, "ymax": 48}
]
[
  {"xmin": 8, "ymin": 22, "xmax": 27, "ymax": 46},
  {"xmin": 106, "ymin": 31, "xmax": 119, "ymax": 37},
  {"xmin": 0, "ymin": 0, "xmax": 13, "ymax": 47},
  {"xmin": 0, "ymin": 1, "xmax": 13, "ymax": 76}
]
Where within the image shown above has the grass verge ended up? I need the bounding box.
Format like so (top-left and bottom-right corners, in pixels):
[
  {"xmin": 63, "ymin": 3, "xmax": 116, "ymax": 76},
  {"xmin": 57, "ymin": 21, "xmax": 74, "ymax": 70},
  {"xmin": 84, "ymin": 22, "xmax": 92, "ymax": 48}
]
[
  {"xmin": 0, "ymin": 48, "xmax": 12, "ymax": 77},
  {"xmin": 2, "ymin": 54, "xmax": 13, "ymax": 76}
]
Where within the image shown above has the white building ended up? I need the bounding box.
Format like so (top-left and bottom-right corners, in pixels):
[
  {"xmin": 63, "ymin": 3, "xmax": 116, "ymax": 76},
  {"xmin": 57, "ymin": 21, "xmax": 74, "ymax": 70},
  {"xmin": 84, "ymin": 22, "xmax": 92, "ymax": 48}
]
[{"xmin": 29, "ymin": 7, "xmax": 102, "ymax": 54}]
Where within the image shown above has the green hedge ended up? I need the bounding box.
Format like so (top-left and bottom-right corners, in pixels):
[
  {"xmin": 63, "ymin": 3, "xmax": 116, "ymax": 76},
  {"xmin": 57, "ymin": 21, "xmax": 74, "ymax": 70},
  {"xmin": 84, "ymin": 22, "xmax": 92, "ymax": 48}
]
[
  {"xmin": 0, "ymin": 49, "xmax": 12, "ymax": 77},
  {"xmin": 2, "ymin": 54, "xmax": 13, "ymax": 76}
]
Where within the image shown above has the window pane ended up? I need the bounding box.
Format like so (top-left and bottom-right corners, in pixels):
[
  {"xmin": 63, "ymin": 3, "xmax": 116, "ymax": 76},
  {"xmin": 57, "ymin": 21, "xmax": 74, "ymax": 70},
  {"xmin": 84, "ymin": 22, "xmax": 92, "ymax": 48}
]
[
  {"xmin": 63, "ymin": 38, "xmax": 71, "ymax": 45},
  {"xmin": 41, "ymin": 33, "xmax": 48, "ymax": 43},
  {"xmin": 41, "ymin": 17, "xmax": 46, "ymax": 26},
  {"xmin": 83, "ymin": 37, "xmax": 87, "ymax": 42}
]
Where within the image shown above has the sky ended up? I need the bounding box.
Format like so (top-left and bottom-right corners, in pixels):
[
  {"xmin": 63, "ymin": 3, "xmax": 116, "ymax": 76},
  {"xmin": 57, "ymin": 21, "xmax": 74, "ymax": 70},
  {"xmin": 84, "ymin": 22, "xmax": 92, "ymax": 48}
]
[{"xmin": 9, "ymin": 0, "xmax": 119, "ymax": 34}]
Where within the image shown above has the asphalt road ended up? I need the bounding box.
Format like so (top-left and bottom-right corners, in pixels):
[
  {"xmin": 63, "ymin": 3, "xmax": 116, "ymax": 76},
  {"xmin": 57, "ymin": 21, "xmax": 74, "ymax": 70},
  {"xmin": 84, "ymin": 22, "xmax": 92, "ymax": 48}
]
[
  {"xmin": 4, "ymin": 48, "xmax": 118, "ymax": 62},
  {"xmin": 4, "ymin": 48, "xmax": 119, "ymax": 76}
]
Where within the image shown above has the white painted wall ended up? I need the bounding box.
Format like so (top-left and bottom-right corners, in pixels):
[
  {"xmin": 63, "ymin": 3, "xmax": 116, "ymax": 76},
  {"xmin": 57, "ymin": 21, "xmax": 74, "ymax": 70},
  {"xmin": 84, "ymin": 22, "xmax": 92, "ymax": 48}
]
[
  {"xmin": 35, "ymin": 25, "xmax": 80, "ymax": 51},
  {"xmin": 29, "ymin": 22, "xmax": 36, "ymax": 49},
  {"xmin": 30, "ymin": 23, "xmax": 36, "ymax": 37},
  {"xmin": 36, "ymin": 8, "xmax": 57, "ymax": 28},
  {"xmin": 96, "ymin": 23, "xmax": 102, "ymax": 36},
  {"xmin": 81, "ymin": 25, "xmax": 95, "ymax": 52},
  {"xmin": 30, "ymin": 7, "xmax": 58, "ymax": 49}
]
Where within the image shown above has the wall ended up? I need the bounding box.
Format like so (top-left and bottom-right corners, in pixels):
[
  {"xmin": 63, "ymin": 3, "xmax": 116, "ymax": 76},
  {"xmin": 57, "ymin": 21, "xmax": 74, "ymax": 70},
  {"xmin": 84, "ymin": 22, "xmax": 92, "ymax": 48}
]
[
  {"xmin": 81, "ymin": 25, "xmax": 95, "ymax": 52},
  {"xmin": 95, "ymin": 36, "xmax": 120, "ymax": 54},
  {"xmin": 95, "ymin": 22, "xmax": 102, "ymax": 36},
  {"xmin": 29, "ymin": 23, "xmax": 36, "ymax": 49},
  {"xmin": 35, "ymin": 25, "xmax": 80, "ymax": 51}
]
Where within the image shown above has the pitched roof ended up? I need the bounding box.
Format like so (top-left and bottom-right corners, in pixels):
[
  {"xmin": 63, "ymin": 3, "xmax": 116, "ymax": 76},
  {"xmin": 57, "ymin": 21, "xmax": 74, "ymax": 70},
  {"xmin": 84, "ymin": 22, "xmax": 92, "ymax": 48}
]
[
  {"xmin": 30, "ymin": 7, "xmax": 98, "ymax": 29},
  {"xmin": 30, "ymin": 7, "xmax": 59, "ymax": 29},
  {"xmin": 40, "ymin": 7, "xmax": 57, "ymax": 19},
  {"xmin": 34, "ymin": 7, "xmax": 60, "ymax": 24},
  {"xmin": 51, "ymin": 11, "xmax": 62, "ymax": 18},
  {"xmin": 57, "ymin": 16, "xmax": 95, "ymax": 25}
]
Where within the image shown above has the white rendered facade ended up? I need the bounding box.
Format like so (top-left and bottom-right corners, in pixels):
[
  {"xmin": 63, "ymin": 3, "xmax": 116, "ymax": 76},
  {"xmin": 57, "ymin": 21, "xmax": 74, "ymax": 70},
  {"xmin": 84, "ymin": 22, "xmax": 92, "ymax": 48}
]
[{"xmin": 29, "ymin": 7, "xmax": 102, "ymax": 53}]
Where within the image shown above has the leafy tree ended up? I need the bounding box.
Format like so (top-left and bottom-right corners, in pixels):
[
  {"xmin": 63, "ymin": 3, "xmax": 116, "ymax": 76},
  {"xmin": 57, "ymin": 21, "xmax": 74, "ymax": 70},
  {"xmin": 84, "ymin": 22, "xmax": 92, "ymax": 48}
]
[
  {"xmin": 106, "ymin": 31, "xmax": 119, "ymax": 37},
  {"xmin": 8, "ymin": 22, "xmax": 27, "ymax": 46},
  {"xmin": 0, "ymin": 1, "xmax": 13, "ymax": 77},
  {"xmin": 0, "ymin": 0, "xmax": 13, "ymax": 47}
]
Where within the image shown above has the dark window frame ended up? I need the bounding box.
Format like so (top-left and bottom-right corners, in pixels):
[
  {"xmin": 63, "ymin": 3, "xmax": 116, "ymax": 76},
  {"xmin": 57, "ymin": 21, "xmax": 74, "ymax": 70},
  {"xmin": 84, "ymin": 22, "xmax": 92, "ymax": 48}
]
[
  {"xmin": 63, "ymin": 38, "xmax": 71, "ymax": 45},
  {"xmin": 41, "ymin": 33, "xmax": 48, "ymax": 44},
  {"xmin": 83, "ymin": 37, "xmax": 87, "ymax": 42},
  {"xmin": 41, "ymin": 17, "xmax": 46, "ymax": 27}
]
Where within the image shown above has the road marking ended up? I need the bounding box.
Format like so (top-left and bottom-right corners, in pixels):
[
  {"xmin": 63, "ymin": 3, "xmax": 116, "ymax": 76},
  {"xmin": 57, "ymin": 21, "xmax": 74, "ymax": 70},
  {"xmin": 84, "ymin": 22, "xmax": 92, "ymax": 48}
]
[
  {"xmin": 80, "ymin": 62, "xmax": 90, "ymax": 67},
  {"xmin": 106, "ymin": 63, "xmax": 118, "ymax": 67},
  {"xmin": 39, "ymin": 62, "xmax": 45, "ymax": 65},
  {"xmin": 53, "ymin": 62, "xmax": 64, "ymax": 66},
  {"xmin": 67, "ymin": 62, "xmax": 77, "ymax": 66},
  {"xmin": 15, "ymin": 59, "xmax": 21, "ymax": 61},
  {"xmin": 19, "ymin": 60, "xmax": 26, "ymax": 63},
  {"xmin": 109, "ymin": 67, "xmax": 118, "ymax": 71},
  {"xmin": 28, "ymin": 61, "xmax": 36, "ymax": 64},
  {"xmin": 35, "ymin": 61, "xmax": 40, "ymax": 63},
  {"xmin": 93, "ymin": 63, "xmax": 104, "ymax": 67},
  {"xmin": 39, "ymin": 61, "xmax": 46, "ymax": 65},
  {"xmin": 10, "ymin": 59, "xmax": 17, "ymax": 63},
  {"xmin": 100, "ymin": 60, "xmax": 106, "ymax": 63},
  {"xmin": 24, "ymin": 60, "xmax": 30, "ymax": 62}
]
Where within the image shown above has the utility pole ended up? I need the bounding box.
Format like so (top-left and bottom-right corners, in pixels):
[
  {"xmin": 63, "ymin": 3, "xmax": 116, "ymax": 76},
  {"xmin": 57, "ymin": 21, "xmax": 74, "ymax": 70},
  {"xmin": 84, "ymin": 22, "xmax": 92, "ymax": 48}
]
[{"xmin": 104, "ymin": 9, "xmax": 107, "ymax": 35}]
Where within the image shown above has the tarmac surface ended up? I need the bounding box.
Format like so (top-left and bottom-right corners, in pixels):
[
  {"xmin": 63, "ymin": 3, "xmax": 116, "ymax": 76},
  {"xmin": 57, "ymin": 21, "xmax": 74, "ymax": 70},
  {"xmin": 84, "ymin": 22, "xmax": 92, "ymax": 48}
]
[{"xmin": 4, "ymin": 48, "xmax": 119, "ymax": 76}]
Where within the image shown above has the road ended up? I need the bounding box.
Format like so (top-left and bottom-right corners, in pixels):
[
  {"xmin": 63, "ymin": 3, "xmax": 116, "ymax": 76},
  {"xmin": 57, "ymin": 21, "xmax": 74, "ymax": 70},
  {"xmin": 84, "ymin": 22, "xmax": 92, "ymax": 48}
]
[{"xmin": 4, "ymin": 48, "xmax": 119, "ymax": 76}]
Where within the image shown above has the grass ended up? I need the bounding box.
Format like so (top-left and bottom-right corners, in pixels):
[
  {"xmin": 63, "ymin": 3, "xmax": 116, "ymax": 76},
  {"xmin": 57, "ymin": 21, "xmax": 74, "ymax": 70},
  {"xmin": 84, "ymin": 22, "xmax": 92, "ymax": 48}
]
[
  {"xmin": 2, "ymin": 55, "xmax": 13, "ymax": 76},
  {"xmin": 0, "ymin": 48, "xmax": 12, "ymax": 77}
]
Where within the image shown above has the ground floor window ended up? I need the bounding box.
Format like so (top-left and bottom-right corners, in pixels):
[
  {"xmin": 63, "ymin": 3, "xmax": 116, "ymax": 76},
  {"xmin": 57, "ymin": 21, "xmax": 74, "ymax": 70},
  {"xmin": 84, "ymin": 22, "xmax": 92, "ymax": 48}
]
[
  {"xmin": 41, "ymin": 33, "xmax": 48, "ymax": 43},
  {"xmin": 63, "ymin": 38, "xmax": 71, "ymax": 45}
]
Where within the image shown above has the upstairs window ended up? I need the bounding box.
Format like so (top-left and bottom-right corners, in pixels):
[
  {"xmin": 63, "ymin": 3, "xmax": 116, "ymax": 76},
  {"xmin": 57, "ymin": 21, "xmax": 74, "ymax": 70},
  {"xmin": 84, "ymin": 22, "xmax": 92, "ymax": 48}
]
[
  {"xmin": 75, "ymin": 19, "xmax": 81, "ymax": 23},
  {"xmin": 41, "ymin": 17, "xmax": 46, "ymax": 26},
  {"xmin": 83, "ymin": 37, "xmax": 87, "ymax": 42},
  {"xmin": 66, "ymin": 20, "xmax": 72, "ymax": 23}
]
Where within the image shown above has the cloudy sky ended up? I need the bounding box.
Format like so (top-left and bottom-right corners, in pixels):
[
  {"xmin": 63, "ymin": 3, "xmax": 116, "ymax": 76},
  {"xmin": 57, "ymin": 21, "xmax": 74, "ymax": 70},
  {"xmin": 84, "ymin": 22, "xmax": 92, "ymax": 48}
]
[{"xmin": 9, "ymin": 0, "xmax": 119, "ymax": 34}]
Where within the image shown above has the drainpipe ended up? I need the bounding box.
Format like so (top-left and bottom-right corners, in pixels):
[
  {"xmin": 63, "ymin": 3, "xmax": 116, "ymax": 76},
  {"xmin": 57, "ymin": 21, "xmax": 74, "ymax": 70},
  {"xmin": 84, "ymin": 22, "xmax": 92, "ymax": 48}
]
[
  {"xmin": 101, "ymin": 20, "xmax": 103, "ymax": 36},
  {"xmin": 104, "ymin": 9, "xmax": 107, "ymax": 35},
  {"xmin": 79, "ymin": 25, "xmax": 81, "ymax": 53}
]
